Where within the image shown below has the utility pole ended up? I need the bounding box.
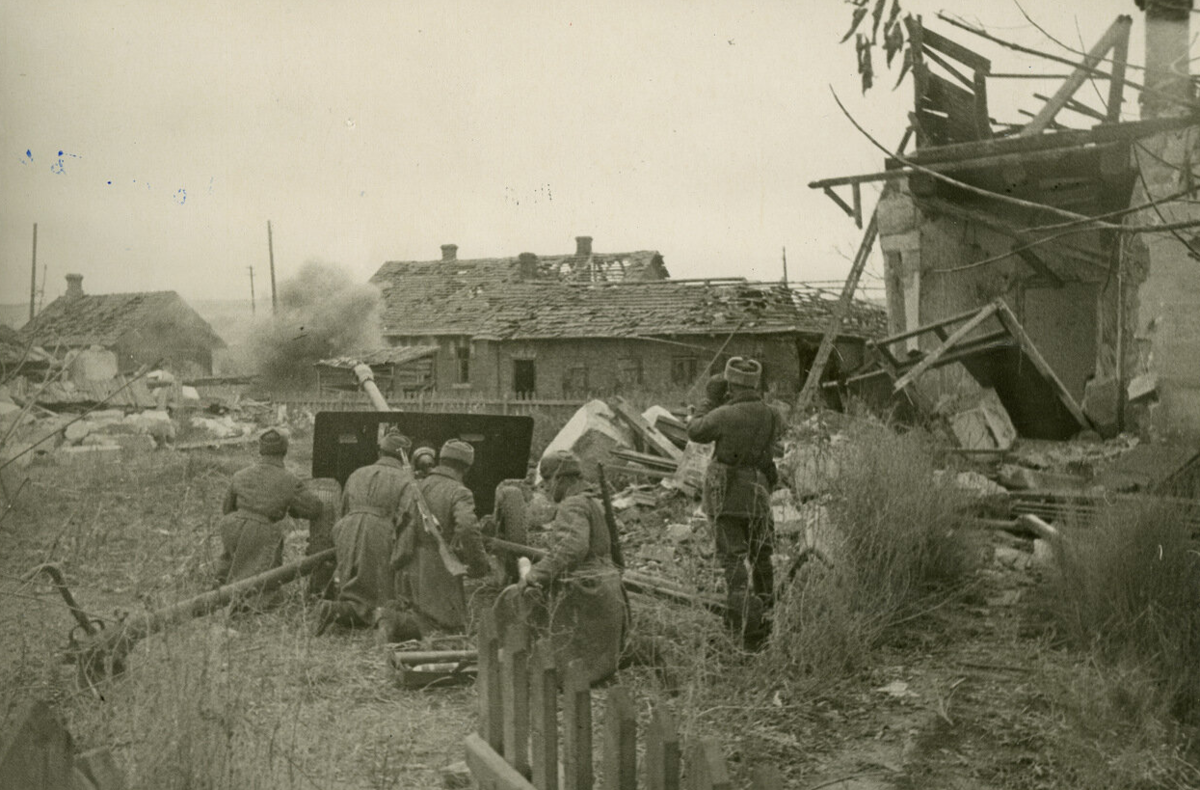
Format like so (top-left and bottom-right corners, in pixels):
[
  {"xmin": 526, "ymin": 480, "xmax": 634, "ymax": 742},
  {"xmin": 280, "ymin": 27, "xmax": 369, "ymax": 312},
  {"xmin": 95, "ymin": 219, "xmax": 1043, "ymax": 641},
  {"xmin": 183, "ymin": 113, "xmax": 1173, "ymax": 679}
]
[
  {"xmin": 267, "ymin": 220, "xmax": 277, "ymax": 315},
  {"xmin": 247, "ymin": 266, "xmax": 256, "ymax": 316},
  {"xmin": 781, "ymin": 245, "xmax": 788, "ymax": 287},
  {"xmin": 29, "ymin": 223, "xmax": 37, "ymax": 322}
]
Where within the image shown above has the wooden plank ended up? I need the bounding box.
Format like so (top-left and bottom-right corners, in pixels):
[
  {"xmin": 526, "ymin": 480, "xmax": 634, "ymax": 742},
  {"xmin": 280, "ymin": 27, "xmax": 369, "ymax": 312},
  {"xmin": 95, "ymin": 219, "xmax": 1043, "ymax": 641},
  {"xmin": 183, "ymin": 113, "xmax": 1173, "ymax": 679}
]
[
  {"xmin": 466, "ymin": 732, "xmax": 540, "ymax": 790},
  {"xmin": 1019, "ymin": 16, "xmax": 1133, "ymax": 137},
  {"xmin": 530, "ymin": 641, "xmax": 559, "ymax": 790},
  {"xmin": 1014, "ymin": 245, "xmax": 1065, "ymax": 287},
  {"xmin": 750, "ymin": 765, "xmax": 783, "ymax": 790},
  {"xmin": 609, "ymin": 397, "xmax": 683, "ymax": 461},
  {"xmin": 822, "ymin": 186, "xmax": 857, "ymax": 219},
  {"xmin": 973, "ymin": 70, "xmax": 992, "ymax": 139},
  {"xmin": 601, "ymin": 687, "xmax": 637, "ymax": 790},
  {"xmin": 920, "ymin": 43, "xmax": 973, "ymax": 89},
  {"xmin": 502, "ymin": 623, "xmax": 531, "ymax": 778},
  {"xmin": 562, "ymin": 659, "xmax": 593, "ymax": 790},
  {"xmin": 645, "ymin": 705, "xmax": 681, "ymax": 790},
  {"xmin": 993, "ymin": 301, "xmax": 1091, "ymax": 431},
  {"xmin": 685, "ymin": 740, "xmax": 731, "ymax": 790},
  {"xmin": 1106, "ymin": 17, "xmax": 1130, "ymax": 123},
  {"xmin": 920, "ymin": 25, "xmax": 991, "ymax": 74},
  {"xmin": 892, "ymin": 301, "xmax": 1001, "ymax": 393},
  {"xmin": 478, "ymin": 609, "xmax": 504, "ymax": 751},
  {"xmin": 906, "ymin": 16, "xmax": 928, "ymax": 148}
]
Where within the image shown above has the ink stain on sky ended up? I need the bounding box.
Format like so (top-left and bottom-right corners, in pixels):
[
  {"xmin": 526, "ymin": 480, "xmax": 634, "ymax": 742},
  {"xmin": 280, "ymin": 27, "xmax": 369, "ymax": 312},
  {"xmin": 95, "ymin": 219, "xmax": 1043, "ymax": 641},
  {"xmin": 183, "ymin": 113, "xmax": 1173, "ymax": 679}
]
[{"xmin": 173, "ymin": 188, "xmax": 186, "ymax": 205}]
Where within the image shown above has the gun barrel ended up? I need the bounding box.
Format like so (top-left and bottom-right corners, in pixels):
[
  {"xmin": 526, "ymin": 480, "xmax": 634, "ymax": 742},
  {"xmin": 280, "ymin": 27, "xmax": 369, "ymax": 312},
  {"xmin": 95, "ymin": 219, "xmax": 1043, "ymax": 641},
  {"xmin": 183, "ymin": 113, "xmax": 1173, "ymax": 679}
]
[{"xmin": 353, "ymin": 363, "xmax": 393, "ymax": 412}]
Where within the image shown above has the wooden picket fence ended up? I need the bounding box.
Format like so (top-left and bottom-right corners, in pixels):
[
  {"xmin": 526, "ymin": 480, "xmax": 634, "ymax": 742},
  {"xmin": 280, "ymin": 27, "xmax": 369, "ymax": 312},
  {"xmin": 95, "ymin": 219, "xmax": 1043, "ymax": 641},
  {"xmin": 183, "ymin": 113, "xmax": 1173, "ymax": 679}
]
[{"xmin": 465, "ymin": 611, "xmax": 782, "ymax": 790}]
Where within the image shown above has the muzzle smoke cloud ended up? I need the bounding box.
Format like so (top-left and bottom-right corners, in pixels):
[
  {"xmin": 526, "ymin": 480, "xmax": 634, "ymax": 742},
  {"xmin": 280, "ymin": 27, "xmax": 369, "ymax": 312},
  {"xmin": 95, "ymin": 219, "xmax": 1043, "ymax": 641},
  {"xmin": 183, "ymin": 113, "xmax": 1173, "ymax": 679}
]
[{"xmin": 253, "ymin": 261, "xmax": 383, "ymax": 387}]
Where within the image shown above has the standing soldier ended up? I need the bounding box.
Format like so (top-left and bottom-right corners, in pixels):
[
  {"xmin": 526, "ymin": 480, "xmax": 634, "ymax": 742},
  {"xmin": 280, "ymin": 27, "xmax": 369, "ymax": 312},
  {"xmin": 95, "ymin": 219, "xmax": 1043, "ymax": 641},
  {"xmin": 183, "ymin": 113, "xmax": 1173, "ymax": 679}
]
[
  {"xmin": 217, "ymin": 428, "xmax": 322, "ymax": 602},
  {"xmin": 317, "ymin": 429, "xmax": 420, "ymax": 635},
  {"xmin": 686, "ymin": 357, "xmax": 783, "ymax": 649},
  {"xmin": 395, "ymin": 439, "xmax": 490, "ymax": 633},
  {"xmin": 510, "ymin": 450, "xmax": 626, "ymax": 686}
]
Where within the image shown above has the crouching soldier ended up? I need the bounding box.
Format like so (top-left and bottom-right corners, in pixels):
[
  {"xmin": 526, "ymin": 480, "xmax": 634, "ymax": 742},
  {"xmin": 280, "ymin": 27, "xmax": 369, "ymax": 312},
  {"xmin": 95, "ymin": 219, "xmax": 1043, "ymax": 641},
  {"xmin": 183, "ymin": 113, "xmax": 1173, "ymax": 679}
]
[
  {"xmin": 317, "ymin": 429, "xmax": 421, "ymax": 637},
  {"xmin": 506, "ymin": 450, "xmax": 627, "ymax": 686},
  {"xmin": 686, "ymin": 357, "xmax": 783, "ymax": 650},
  {"xmin": 216, "ymin": 428, "xmax": 322, "ymax": 605},
  {"xmin": 394, "ymin": 439, "xmax": 490, "ymax": 633}
]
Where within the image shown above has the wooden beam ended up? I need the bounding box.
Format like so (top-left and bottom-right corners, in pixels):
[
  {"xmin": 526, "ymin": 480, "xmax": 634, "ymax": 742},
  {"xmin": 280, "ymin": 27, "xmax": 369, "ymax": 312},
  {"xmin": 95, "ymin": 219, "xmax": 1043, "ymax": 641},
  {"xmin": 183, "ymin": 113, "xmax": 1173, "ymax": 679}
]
[
  {"xmin": 993, "ymin": 301, "xmax": 1092, "ymax": 431},
  {"xmin": 529, "ymin": 641, "xmax": 559, "ymax": 790},
  {"xmin": 1106, "ymin": 18, "xmax": 1131, "ymax": 123},
  {"xmin": 1014, "ymin": 245, "xmax": 1065, "ymax": 288},
  {"xmin": 892, "ymin": 301, "xmax": 1002, "ymax": 392},
  {"xmin": 1034, "ymin": 93, "xmax": 1107, "ymax": 123},
  {"xmin": 921, "ymin": 44, "xmax": 974, "ymax": 89},
  {"xmin": 465, "ymin": 732, "xmax": 539, "ymax": 790},
  {"xmin": 501, "ymin": 623, "xmax": 530, "ymax": 778},
  {"xmin": 645, "ymin": 705, "xmax": 681, "ymax": 790},
  {"xmin": 920, "ymin": 25, "xmax": 991, "ymax": 74},
  {"xmin": 685, "ymin": 741, "xmax": 732, "ymax": 790},
  {"xmin": 562, "ymin": 660, "xmax": 593, "ymax": 790},
  {"xmin": 1019, "ymin": 16, "xmax": 1133, "ymax": 137},
  {"xmin": 822, "ymin": 186, "xmax": 858, "ymax": 218},
  {"xmin": 601, "ymin": 688, "xmax": 637, "ymax": 790},
  {"xmin": 477, "ymin": 609, "xmax": 504, "ymax": 751}
]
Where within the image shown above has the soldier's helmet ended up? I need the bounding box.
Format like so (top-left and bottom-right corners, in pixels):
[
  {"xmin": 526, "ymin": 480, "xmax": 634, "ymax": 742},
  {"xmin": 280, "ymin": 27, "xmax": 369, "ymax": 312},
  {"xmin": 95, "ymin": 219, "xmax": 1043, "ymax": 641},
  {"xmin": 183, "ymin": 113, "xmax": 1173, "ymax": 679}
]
[
  {"xmin": 724, "ymin": 356, "xmax": 763, "ymax": 389},
  {"xmin": 258, "ymin": 428, "xmax": 289, "ymax": 456},
  {"xmin": 538, "ymin": 450, "xmax": 582, "ymax": 480}
]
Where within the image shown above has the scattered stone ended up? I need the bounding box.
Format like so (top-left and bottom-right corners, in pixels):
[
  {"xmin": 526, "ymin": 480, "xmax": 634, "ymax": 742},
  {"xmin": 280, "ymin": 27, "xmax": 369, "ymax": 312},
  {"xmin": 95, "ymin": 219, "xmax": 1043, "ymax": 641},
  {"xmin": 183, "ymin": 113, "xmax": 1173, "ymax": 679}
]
[
  {"xmin": 992, "ymin": 546, "xmax": 1030, "ymax": 571},
  {"xmin": 985, "ymin": 590, "xmax": 1022, "ymax": 607},
  {"xmin": 1082, "ymin": 376, "xmax": 1120, "ymax": 438},
  {"xmin": 58, "ymin": 445, "xmax": 121, "ymax": 462},
  {"xmin": 665, "ymin": 523, "xmax": 692, "ymax": 542},
  {"xmin": 540, "ymin": 400, "xmax": 635, "ymax": 482},
  {"xmin": 949, "ymin": 388, "xmax": 1016, "ymax": 450},
  {"xmin": 636, "ymin": 545, "xmax": 675, "ymax": 565},
  {"xmin": 87, "ymin": 409, "xmax": 126, "ymax": 424},
  {"xmin": 997, "ymin": 464, "xmax": 1037, "ymax": 490},
  {"xmin": 953, "ymin": 471, "xmax": 1007, "ymax": 497},
  {"xmin": 64, "ymin": 421, "xmax": 92, "ymax": 444},
  {"xmin": 1127, "ymin": 373, "xmax": 1158, "ymax": 404},
  {"xmin": 1032, "ymin": 539, "xmax": 1055, "ymax": 567},
  {"xmin": 874, "ymin": 680, "xmax": 918, "ymax": 699}
]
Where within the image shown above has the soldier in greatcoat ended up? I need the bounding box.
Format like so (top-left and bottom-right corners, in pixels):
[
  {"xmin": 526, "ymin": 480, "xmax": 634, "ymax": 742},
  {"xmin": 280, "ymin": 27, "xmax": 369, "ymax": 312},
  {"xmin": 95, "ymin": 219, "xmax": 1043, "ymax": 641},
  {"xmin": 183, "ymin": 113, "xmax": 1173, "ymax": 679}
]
[
  {"xmin": 216, "ymin": 428, "xmax": 322, "ymax": 601},
  {"xmin": 686, "ymin": 357, "xmax": 784, "ymax": 648},
  {"xmin": 395, "ymin": 439, "xmax": 490, "ymax": 633},
  {"xmin": 317, "ymin": 430, "xmax": 420, "ymax": 633},
  {"xmin": 508, "ymin": 450, "xmax": 627, "ymax": 686}
]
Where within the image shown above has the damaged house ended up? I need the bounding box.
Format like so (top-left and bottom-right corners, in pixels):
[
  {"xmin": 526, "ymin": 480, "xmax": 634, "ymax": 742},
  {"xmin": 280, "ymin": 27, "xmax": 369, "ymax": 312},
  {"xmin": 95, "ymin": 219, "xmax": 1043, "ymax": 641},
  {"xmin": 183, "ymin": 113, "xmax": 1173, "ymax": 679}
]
[
  {"xmin": 812, "ymin": 4, "xmax": 1200, "ymax": 440},
  {"xmin": 20, "ymin": 274, "xmax": 227, "ymax": 378},
  {"xmin": 362, "ymin": 237, "xmax": 886, "ymax": 400}
]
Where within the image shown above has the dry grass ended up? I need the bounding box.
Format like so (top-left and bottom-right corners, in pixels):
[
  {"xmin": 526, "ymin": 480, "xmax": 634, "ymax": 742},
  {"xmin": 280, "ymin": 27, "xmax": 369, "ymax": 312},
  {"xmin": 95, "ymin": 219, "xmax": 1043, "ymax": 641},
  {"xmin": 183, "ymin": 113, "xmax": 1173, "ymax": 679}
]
[
  {"xmin": 0, "ymin": 448, "xmax": 472, "ymax": 790},
  {"xmin": 766, "ymin": 421, "xmax": 978, "ymax": 685}
]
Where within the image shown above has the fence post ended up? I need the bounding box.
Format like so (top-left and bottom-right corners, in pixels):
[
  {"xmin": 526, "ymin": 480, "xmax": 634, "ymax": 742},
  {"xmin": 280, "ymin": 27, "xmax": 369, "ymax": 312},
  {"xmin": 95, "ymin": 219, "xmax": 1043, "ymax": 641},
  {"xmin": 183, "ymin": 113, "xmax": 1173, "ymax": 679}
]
[
  {"xmin": 477, "ymin": 609, "xmax": 503, "ymax": 751},
  {"xmin": 601, "ymin": 687, "xmax": 637, "ymax": 790},
  {"xmin": 530, "ymin": 640, "xmax": 559, "ymax": 790},
  {"xmin": 502, "ymin": 621, "xmax": 531, "ymax": 778},
  {"xmin": 684, "ymin": 741, "xmax": 730, "ymax": 790},
  {"xmin": 562, "ymin": 659, "xmax": 593, "ymax": 790},
  {"xmin": 645, "ymin": 704, "xmax": 681, "ymax": 790}
]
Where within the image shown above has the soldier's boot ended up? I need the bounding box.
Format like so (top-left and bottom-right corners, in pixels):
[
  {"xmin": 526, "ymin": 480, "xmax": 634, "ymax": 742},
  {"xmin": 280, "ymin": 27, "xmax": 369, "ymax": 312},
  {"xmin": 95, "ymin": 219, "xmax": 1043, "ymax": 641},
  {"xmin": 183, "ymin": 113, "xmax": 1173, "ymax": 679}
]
[{"xmin": 313, "ymin": 600, "xmax": 355, "ymax": 637}]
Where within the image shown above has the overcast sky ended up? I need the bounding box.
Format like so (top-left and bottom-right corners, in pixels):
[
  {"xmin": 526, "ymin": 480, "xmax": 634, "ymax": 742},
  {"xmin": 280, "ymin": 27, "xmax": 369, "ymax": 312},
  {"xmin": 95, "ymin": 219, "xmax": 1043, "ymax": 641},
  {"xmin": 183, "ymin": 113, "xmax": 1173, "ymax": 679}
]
[{"xmin": 0, "ymin": 0, "xmax": 1167, "ymax": 312}]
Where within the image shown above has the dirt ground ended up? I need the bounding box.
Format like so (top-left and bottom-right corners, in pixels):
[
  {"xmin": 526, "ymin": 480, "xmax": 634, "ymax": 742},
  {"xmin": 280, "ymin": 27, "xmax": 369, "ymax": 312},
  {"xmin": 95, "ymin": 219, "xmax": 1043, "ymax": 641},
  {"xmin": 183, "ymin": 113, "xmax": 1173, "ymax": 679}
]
[{"xmin": 0, "ymin": 444, "xmax": 1193, "ymax": 789}]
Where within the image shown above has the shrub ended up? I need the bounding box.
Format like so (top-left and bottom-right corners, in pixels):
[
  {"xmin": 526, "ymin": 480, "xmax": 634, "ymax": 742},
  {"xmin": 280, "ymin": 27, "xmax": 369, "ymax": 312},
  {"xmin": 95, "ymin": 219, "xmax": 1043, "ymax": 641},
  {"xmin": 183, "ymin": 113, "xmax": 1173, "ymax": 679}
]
[
  {"xmin": 1046, "ymin": 499, "xmax": 1200, "ymax": 726},
  {"xmin": 768, "ymin": 422, "xmax": 976, "ymax": 682}
]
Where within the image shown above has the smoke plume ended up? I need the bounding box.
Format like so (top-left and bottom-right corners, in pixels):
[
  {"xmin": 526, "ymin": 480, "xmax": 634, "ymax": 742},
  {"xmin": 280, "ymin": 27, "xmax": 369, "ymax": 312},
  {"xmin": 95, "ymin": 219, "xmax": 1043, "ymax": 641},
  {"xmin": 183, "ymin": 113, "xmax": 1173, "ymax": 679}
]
[{"xmin": 253, "ymin": 261, "xmax": 383, "ymax": 388}]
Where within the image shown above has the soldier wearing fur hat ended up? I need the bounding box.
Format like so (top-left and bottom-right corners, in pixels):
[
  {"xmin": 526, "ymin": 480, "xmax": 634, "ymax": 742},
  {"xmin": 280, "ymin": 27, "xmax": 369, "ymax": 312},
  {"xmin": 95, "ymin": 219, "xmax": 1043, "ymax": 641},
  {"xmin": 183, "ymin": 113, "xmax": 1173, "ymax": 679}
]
[
  {"xmin": 318, "ymin": 428, "xmax": 422, "ymax": 635},
  {"xmin": 686, "ymin": 357, "xmax": 783, "ymax": 648},
  {"xmin": 394, "ymin": 439, "xmax": 490, "ymax": 632},
  {"xmin": 217, "ymin": 428, "xmax": 323, "ymax": 596},
  {"xmin": 500, "ymin": 450, "xmax": 627, "ymax": 685}
]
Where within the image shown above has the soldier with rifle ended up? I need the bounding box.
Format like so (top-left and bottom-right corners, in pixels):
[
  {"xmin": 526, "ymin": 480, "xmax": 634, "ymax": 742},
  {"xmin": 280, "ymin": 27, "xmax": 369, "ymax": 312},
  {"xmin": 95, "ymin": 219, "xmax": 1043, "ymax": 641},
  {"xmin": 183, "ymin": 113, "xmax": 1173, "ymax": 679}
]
[
  {"xmin": 394, "ymin": 439, "xmax": 490, "ymax": 633},
  {"xmin": 502, "ymin": 450, "xmax": 627, "ymax": 686}
]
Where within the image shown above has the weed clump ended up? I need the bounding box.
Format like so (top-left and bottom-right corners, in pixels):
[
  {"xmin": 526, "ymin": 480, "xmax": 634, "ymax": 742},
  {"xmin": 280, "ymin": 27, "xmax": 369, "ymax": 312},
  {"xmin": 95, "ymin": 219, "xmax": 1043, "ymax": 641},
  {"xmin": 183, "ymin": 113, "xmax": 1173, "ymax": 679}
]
[
  {"xmin": 768, "ymin": 422, "xmax": 976, "ymax": 683},
  {"xmin": 1046, "ymin": 499, "xmax": 1200, "ymax": 727}
]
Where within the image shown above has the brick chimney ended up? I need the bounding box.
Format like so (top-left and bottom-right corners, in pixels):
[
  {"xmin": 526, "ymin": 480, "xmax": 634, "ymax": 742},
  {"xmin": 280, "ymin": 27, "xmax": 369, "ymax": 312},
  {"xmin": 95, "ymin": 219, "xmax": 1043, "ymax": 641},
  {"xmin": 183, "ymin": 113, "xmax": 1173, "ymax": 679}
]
[
  {"xmin": 1138, "ymin": 0, "xmax": 1195, "ymax": 118},
  {"xmin": 65, "ymin": 273, "xmax": 84, "ymax": 301},
  {"xmin": 441, "ymin": 244, "xmax": 458, "ymax": 261},
  {"xmin": 575, "ymin": 236, "xmax": 593, "ymax": 256},
  {"xmin": 517, "ymin": 252, "xmax": 539, "ymax": 280}
]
